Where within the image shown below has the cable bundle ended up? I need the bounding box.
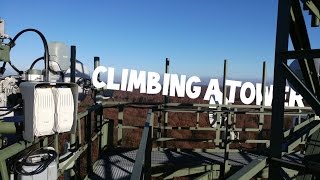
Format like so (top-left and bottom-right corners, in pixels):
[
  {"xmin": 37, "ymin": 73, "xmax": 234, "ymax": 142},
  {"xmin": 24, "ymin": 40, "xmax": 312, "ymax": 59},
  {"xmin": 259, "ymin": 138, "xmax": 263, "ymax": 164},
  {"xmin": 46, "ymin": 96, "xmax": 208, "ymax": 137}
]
[{"xmin": 14, "ymin": 148, "xmax": 57, "ymax": 176}]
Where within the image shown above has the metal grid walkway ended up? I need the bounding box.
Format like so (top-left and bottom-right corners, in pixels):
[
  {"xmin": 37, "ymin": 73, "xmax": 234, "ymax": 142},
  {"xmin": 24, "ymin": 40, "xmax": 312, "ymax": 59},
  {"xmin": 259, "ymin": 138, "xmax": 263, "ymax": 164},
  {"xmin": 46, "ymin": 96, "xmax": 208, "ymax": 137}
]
[{"xmin": 88, "ymin": 149, "xmax": 259, "ymax": 180}]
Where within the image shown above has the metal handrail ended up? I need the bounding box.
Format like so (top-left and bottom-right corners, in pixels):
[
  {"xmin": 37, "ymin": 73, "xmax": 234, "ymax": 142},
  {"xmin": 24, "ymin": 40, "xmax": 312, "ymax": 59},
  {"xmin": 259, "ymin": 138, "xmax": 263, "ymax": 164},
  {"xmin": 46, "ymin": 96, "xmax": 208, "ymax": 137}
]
[{"xmin": 130, "ymin": 109, "xmax": 152, "ymax": 180}]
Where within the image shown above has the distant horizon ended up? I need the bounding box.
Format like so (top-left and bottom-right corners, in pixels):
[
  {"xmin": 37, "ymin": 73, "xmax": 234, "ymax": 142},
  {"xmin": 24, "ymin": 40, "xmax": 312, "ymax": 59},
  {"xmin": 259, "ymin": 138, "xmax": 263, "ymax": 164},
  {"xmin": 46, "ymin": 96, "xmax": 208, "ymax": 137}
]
[
  {"xmin": 1, "ymin": 62, "xmax": 274, "ymax": 86},
  {"xmin": 97, "ymin": 70, "xmax": 274, "ymax": 86}
]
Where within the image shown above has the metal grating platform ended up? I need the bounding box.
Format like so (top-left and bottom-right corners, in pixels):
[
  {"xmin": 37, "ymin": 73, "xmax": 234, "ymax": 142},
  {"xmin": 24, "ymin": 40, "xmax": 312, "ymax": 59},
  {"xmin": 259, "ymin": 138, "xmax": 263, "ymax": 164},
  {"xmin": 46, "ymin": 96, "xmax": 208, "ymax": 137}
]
[{"xmin": 88, "ymin": 149, "xmax": 259, "ymax": 180}]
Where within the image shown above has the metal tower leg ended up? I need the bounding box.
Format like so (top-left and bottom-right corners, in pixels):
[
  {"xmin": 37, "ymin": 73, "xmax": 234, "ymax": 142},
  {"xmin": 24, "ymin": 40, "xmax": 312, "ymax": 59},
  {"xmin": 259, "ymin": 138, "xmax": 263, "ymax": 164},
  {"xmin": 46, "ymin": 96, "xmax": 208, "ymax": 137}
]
[{"xmin": 269, "ymin": 0, "xmax": 291, "ymax": 179}]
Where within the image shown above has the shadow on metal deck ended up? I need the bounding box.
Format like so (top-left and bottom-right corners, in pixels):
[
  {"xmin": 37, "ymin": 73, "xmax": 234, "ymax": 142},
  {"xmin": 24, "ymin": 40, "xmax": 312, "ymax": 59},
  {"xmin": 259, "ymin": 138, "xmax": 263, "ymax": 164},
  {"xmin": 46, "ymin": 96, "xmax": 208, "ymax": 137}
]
[{"xmin": 89, "ymin": 149, "xmax": 259, "ymax": 180}]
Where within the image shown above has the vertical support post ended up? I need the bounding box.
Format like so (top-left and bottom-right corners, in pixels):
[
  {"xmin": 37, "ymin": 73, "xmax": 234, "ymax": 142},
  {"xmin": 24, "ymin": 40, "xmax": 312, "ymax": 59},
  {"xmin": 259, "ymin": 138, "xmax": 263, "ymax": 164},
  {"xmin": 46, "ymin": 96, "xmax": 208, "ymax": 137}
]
[
  {"xmin": 164, "ymin": 58, "xmax": 170, "ymax": 104},
  {"xmin": 157, "ymin": 105, "xmax": 161, "ymax": 148},
  {"xmin": 77, "ymin": 117, "xmax": 82, "ymax": 145},
  {"xmin": 269, "ymin": 0, "xmax": 291, "ymax": 178},
  {"xmin": 101, "ymin": 118, "xmax": 108, "ymax": 151},
  {"xmin": 196, "ymin": 107, "xmax": 200, "ymax": 129},
  {"xmin": 225, "ymin": 112, "xmax": 231, "ymax": 171},
  {"xmin": 261, "ymin": 61, "xmax": 267, "ymax": 107},
  {"xmin": 70, "ymin": 46, "xmax": 76, "ymax": 84},
  {"xmin": 150, "ymin": 111, "xmax": 154, "ymax": 139},
  {"xmin": 220, "ymin": 112, "xmax": 231, "ymax": 179},
  {"xmin": 94, "ymin": 57, "xmax": 100, "ymax": 104},
  {"xmin": 163, "ymin": 58, "xmax": 170, "ymax": 148},
  {"xmin": 144, "ymin": 129, "xmax": 152, "ymax": 180},
  {"xmin": 94, "ymin": 57, "xmax": 101, "ymax": 148},
  {"xmin": 86, "ymin": 112, "xmax": 93, "ymax": 174},
  {"xmin": 70, "ymin": 46, "xmax": 77, "ymax": 178},
  {"xmin": 102, "ymin": 117, "xmax": 114, "ymax": 151},
  {"xmin": 98, "ymin": 106, "xmax": 104, "ymax": 154},
  {"xmin": 222, "ymin": 114, "xmax": 228, "ymax": 176},
  {"xmin": 69, "ymin": 46, "xmax": 78, "ymax": 178},
  {"xmin": 215, "ymin": 109, "xmax": 221, "ymax": 146},
  {"xmin": 118, "ymin": 106, "xmax": 124, "ymax": 146},
  {"xmin": 215, "ymin": 60, "xmax": 228, "ymax": 147},
  {"xmin": 144, "ymin": 110, "xmax": 153, "ymax": 180},
  {"xmin": 108, "ymin": 119, "xmax": 114, "ymax": 149},
  {"xmin": 54, "ymin": 134, "xmax": 59, "ymax": 166},
  {"xmin": 260, "ymin": 61, "xmax": 267, "ymax": 122},
  {"xmin": 95, "ymin": 106, "xmax": 101, "ymax": 135},
  {"xmin": 222, "ymin": 59, "xmax": 228, "ymax": 105},
  {"xmin": 258, "ymin": 61, "xmax": 267, "ymax": 152},
  {"xmin": 69, "ymin": 134, "xmax": 76, "ymax": 178},
  {"xmin": 70, "ymin": 47, "xmax": 78, "ymax": 179},
  {"xmin": 233, "ymin": 108, "xmax": 237, "ymax": 130},
  {"xmin": 164, "ymin": 112, "xmax": 168, "ymax": 145},
  {"xmin": 76, "ymin": 117, "xmax": 81, "ymax": 179}
]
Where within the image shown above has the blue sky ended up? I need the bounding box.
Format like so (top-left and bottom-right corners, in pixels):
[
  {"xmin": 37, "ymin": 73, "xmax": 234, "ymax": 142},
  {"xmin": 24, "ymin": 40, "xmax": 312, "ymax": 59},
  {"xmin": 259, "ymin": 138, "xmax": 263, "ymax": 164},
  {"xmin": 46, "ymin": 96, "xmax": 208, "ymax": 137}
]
[{"xmin": 2, "ymin": 0, "xmax": 318, "ymax": 81}]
